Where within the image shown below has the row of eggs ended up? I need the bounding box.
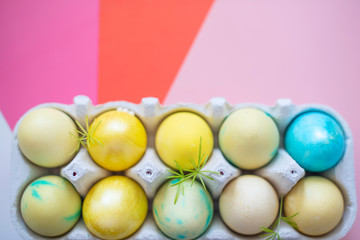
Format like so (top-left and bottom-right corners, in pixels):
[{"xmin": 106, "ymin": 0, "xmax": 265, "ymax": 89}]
[
  {"xmin": 21, "ymin": 173, "xmax": 344, "ymax": 239},
  {"xmin": 17, "ymin": 106, "xmax": 345, "ymax": 173}
]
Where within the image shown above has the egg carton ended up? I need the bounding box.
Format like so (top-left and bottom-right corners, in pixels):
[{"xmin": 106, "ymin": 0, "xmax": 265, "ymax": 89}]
[{"xmin": 10, "ymin": 96, "xmax": 357, "ymax": 240}]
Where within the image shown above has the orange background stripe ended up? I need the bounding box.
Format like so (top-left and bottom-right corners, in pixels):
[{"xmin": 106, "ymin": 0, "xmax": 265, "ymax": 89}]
[{"xmin": 98, "ymin": 0, "xmax": 214, "ymax": 104}]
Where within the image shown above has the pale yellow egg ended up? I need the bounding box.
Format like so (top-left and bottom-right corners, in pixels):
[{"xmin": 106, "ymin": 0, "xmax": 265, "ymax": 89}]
[
  {"xmin": 284, "ymin": 176, "xmax": 344, "ymax": 236},
  {"xmin": 20, "ymin": 175, "xmax": 82, "ymax": 237},
  {"xmin": 83, "ymin": 176, "xmax": 148, "ymax": 239},
  {"xmin": 17, "ymin": 108, "xmax": 78, "ymax": 168},
  {"xmin": 219, "ymin": 175, "xmax": 279, "ymax": 235},
  {"xmin": 219, "ymin": 108, "xmax": 279, "ymax": 170},
  {"xmin": 155, "ymin": 112, "xmax": 213, "ymax": 169},
  {"xmin": 88, "ymin": 110, "xmax": 147, "ymax": 171}
]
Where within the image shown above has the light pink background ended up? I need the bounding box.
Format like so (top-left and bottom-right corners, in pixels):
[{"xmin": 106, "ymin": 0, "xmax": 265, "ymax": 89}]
[
  {"xmin": 0, "ymin": 0, "xmax": 359, "ymax": 238},
  {"xmin": 165, "ymin": 1, "xmax": 360, "ymax": 237}
]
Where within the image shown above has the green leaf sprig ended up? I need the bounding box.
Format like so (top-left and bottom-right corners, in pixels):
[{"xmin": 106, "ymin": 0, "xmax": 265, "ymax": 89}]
[
  {"xmin": 166, "ymin": 137, "xmax": 220, "ymax": 204},
  {"xmin": 260, "ymin": 197, "xmax": 299, "ymax": 240},
  {"xmin": 69, "ymin": 115, "xmax": 102, "ymax": 155}
]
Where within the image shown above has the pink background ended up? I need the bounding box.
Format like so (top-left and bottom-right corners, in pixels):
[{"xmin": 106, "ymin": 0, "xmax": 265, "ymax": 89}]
[
  {"xmin": 0, "ymin": 0, "xmax": 98, "ymax": 128},
  {"xmin": 1, "ymin": 0, "xmax": 359, "ymax": 238}
]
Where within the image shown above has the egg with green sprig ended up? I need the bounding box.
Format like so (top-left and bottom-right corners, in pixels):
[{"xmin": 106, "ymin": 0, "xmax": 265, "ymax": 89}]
[
  {"xmin": 153, "ymin": 179, "xmax": 214, "ymax": 240},
  {"xmin": 154, "ymin": 138, "xmax": 218, "ymax": 240}
]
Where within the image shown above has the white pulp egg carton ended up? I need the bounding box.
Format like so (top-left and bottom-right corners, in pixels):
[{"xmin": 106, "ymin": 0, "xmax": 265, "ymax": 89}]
[{"xmin": 10, "ymin": 96, "xmax": 357, "ymax": 240}]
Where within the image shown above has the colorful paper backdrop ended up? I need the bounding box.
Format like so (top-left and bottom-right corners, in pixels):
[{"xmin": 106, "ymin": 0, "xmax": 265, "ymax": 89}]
[{"xmin": 1, "ymin": 0, "xmax": 359, "ymax": 238}]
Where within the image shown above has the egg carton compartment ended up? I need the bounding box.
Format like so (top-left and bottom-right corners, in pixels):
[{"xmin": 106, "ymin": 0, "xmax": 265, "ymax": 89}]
[{"xmin": 10, "ymin": 96, "xmax": 356, "ymax": 240}]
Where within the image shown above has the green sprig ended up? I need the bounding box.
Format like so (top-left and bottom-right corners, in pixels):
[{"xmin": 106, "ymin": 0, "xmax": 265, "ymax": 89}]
[
  {"xmin": 69, "ymin": 115, "xmax": 103, "ymax": 155},
  {"xmin": 260, "ymin": 197, "xmax": 299, "ymax": 240},
  {"xmin": 166, "ymin": 137, "xmax": 220, "ymax": 204}
]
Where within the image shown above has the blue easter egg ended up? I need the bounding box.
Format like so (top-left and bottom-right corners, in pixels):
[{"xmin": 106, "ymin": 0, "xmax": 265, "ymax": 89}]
[{"xmin": 285, "ymin": 111, "xmax": 345, "ymax": 172}]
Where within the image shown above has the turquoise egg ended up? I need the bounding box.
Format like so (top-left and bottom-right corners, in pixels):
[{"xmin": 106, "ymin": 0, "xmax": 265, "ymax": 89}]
[
  {"xmin": 153, "ymin": 179, "xmax": 213, "ymax": 240},
  {"xmin": 285, "ymin": 111, "xmax": 345, "ymax": 172}
]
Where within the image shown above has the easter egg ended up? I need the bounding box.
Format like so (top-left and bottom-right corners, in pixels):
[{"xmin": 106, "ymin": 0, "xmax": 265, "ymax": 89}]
[
  {"xmin": 88, "ymin": 110, "xmax": 147, "ymax": 171},
  {"xmin": 219, "ymin": 108, "xmax": 279, "ymax": 170},
  {"xmin": 20, "ymin": 175, "xmax": 81, "ymax": 237},
  {"xmin": 284, "ymin": 111, "xmax": 345, "ymax": 172},
  {"xmin": 284, "ymin": 176, "xmax": 344, "ymax": 236},
  {"xmin": 153, "ymin": 179, "xmax": 213, "ymax": 240},
  {"xmin": 83, "ymin": 176, "xmax": 148, "ymax": 239},
  {"xmin": 155, "ymin": 112, "xmax": 213, "ymax": 170},
  {"xmin": 17, "ymin": 108, "xmax": 79, "ymax": 168},
  {"xmin": 219, "ymin": 175, "xmax": 279, "ymax": 235}
]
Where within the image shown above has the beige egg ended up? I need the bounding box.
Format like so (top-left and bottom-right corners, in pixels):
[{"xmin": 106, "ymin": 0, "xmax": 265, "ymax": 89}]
[
  {"xmin": 219, "ymin": 175, "xmax": 279, "ymax": 235},
  {"xmin": 219, "ymin": 108, "xmax": 279, "ymax": 170},
  {"xmin": 284, "ymin": 176, "xmax": 344, "ymax": 236},
  {"xmin": 17, "ymin": 108, "xmax": 79, "ymax": 168},
  {"xmin": 20, "ymin": 175, "xmax": 82, "ymax": 237}
]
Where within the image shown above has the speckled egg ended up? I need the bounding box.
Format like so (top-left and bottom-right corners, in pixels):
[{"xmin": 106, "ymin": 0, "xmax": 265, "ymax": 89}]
[
  {"xmin": 284, "ymin": 176, "xmax": 344, "ymax": 236},
  {"xmin": 219, "ymin": 108, "xmax": 279, "ymax": 170},
  {"xmin": 285, "ymin": 111, "xmax": 345, "ymax": 172},
  {"xmin": 17, "ymin": 108, "xmax": 79, "ymax": 168},
  {"xmin": 20, "ymin": 175, "xmax": 82, "ymax": 237},
  {"xmin": 155, "ymin": 112, "xmax": 214, "ymax": 170},
  {"xmin": 153, "ymin": 179, "xmax": 214, "ymax": 240},
  {"xmin": 88, "ymin": 110, "xmax": 147, "ymax": 171},
  {"xmin": 219, "ymin": 175, "xmax": 279, "ymax": 235},
  {"xmin": 83, "ymin": 176, "xmax": 148, "ymax": 239}
]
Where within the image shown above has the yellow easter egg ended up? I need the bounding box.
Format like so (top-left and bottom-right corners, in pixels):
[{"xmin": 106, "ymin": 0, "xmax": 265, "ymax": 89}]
[
  {"xmin": 88, "ymin": 110, "xmax": 147, "ymax": 171},
  {"xmin": 83, "ymin": 176, "xmax": 148, "ymax": 239},
  {"xmin": 219, "ymin": 108, "xmax": 279, "ymax": 170},
  {"xmin": 20, "ymin": 175, "xmax": 82, "ymax": 237},
  {"xmin": 155, "ymin": 112, "xmax": 214, "ymax": 169},
  {"xmin": 153, "ymin": 179, "xmax": 214, "ymax": 240},
  {"xmin": 284, "ymin": 176, "xmax": 344, "ymax": 236},
  {"xmin": 17, "ymin": 108, "xmax": 78, "ymax": 168}
]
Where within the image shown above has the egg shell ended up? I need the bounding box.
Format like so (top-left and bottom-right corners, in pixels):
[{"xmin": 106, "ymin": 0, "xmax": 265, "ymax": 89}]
[
  {"xmin": 88, "ymin": 110, "xmax": 147, "ymax": 171},
  {"xmin": 82, "ymin": 175, "xmax": 148, "ymax": 239},
  {"xmin": 285, "ymin": 111, "xmax": 345, "ymax": 172},
  {"xmin": 219, "ymin": 108, "xmax": 280, "ymax": 170},
  {"xmin": 155, "ymin": 111, "xmax": 214, "ymax": 170},
  {"xmin": 10, "ymin": 96, "xmax": 357, "ymax": 240},
  {"xmin": 219, "ymin": 175, "xmax": 279, "ymax": 235},
  {"xmin": 20, "ymin": 175, "xmax": 81, "ymax": 237},
  {"xmin": 17, "ymin": 107, "xmax": 78, "ymax": 168},
  {"xmin": 153, "ymin": 179, "xmax": 213, "ymax": 240},
  {"xmin": 284, "ymin": 176, "xmax": 344, "ymax": 236}
]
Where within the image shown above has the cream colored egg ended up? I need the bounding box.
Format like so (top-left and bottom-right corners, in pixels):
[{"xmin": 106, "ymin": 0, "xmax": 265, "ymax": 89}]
[
  {"xmin": 284, "ymin": 176, "xmax": 344, "ymax": 236},
  {"xmin": 219, "ymin": 108, "xmax": 279, "ymax": 170},
  {"xmin": 219, "ymin": 175, "xmax": 279, "ymax": 235},
  {"xmin": 155, "ymin": 112, "xmax": 214, "ymax": 170},
  {"xmin": 20, "ymin": 175, "xmax": 82, "ymax": 237},
  {"xmin": 17, "ymin": 108, "xmax": 79, "ymax": 168},
  {"xmin": 83, "ymin": 176, "xmax": 148, "ymax": 239}
]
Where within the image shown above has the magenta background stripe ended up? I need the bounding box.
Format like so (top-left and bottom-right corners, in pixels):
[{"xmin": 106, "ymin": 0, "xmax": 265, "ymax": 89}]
[{"xmin": 0, "ymin": 0, "xmax": 99, "ymax": 129}]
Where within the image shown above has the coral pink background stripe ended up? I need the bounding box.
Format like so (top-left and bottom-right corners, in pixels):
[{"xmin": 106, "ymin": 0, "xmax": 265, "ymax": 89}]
[{"xmin": 0, "ymin": 0, "xmax": 359, "ymax": 239}]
